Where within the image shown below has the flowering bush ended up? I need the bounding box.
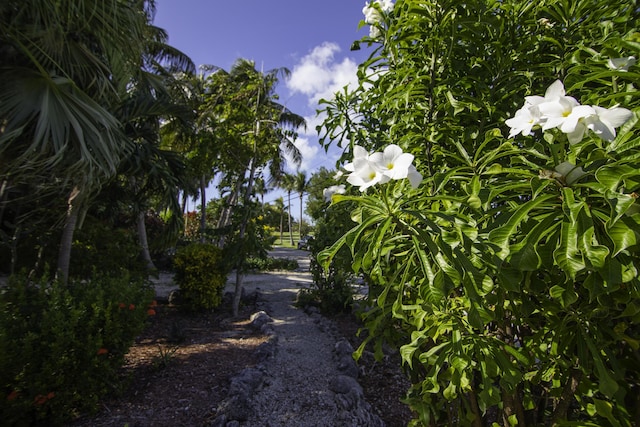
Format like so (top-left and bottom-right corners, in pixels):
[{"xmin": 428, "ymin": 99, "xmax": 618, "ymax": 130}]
[
  {"xmin": 0, "ymin": 273, "xmax": 153, "ymax": 425},
  {"xmin": 319, "ymin": 0, "xmax": 639, "ymax": 425}
]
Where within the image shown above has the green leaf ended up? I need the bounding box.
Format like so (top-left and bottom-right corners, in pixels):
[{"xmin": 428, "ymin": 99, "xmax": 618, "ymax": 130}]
[
  {"xmin": 503, "ymin": 344, "xmax": 530, "ymax": 365},
  {"xmin": 605, "ymin": 190, "xmax": 637, "ymax": 226},
  {"xmin": 549, "ymin": 284, "xmax": 579, "ymax": 307},
  {"xmin": 443, "ymin": 382, "xmax": 457, "ymax": 400},
  {"xmin": 596, "ymin": 164, "xmax": 637, "ymax": 191},
  {"xmin": 606, "ymin": 214, "xmax": 640, "ymax": 256},
  {"xmin": 593, "ymin": 399, "xmax": 622, "ymax": 427},
  {"xmin": 489, "ymin": 194, "xmax": 556, "ymax": 259}
]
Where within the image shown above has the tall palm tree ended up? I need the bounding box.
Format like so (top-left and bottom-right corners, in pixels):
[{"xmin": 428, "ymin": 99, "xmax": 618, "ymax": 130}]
[
  {"xmin": 294, "ymin": 171, "xmax": 308, "ymax": 238},
  {"xmin": 202, "ymin": 59, "xmax": 306, "ymax": 316},
  {"xmin": 279, "ymin": 173, "xmax": 297, "ymax": 246},
  {"xmin": 274, "ymin": 197, "xmax": 286, "ymax": 244}
]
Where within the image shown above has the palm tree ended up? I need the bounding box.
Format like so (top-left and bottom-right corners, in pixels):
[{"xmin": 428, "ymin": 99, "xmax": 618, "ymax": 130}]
[
  {"xmin": 202, "ymin": 59, "xmax": 305, "ymax": 316},
  {"xmin": 274, "ymin": 197, "xmax": 286, "ymax": 244},
  {"xmin": 294, "ymin": 171, "xmax": 308, "ymax": 238},
  {"xmin": 0, "ymin": 1, "xmax": 195, "ymax": 281},
  {"xmin": 0, "ymin": 0, "xmax": 159, "ymax": 282},
  {"xmin": 279, "ymin": 173, "xmax": 297, "ymax": 246}
]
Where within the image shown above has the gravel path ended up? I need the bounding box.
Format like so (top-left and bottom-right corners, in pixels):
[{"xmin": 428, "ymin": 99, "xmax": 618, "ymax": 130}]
[{"xmin": 202, "ymin": 248, "xmax": 384, "ymax": 426}]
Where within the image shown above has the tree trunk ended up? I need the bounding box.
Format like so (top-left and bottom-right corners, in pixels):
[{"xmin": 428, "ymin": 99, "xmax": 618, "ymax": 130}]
[
  {"xmin": 137, "ymin": 210, "xmax": 156, "ymax": 272},
  {"xmin": 551, "ymin": 370, "xmax": 581, "ymax": 425},
  {"xmin": 57, "ymin": 187, "xmax": 82, "ymax": 284},
  {"xmin": 279, "ymin": 208, "xmax": 284, "ymax": 244},
  {"xmin": 182, "ymin": 192, "xmax": 189, "ymax": 238},
  {"xmin": 200, "ymin": 175, "xmax": 207, "ymax": 243},
  {"xmin": 232, "ymin": 159, "xmax": 257, "ymax": 316},
  {"xmin": 299, "ymin": 192, "xmax": 303, "ymax": 237},
  {"xmin": 287, "ymin": 190, "xmax": 293, "ymax": 245},
  {"xmin": 467, "ymin": 389, "xmax": 484, "ymax": 427}
]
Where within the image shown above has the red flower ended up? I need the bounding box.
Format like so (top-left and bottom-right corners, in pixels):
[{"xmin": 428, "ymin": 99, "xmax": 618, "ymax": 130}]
[
  {"xmin": 147, "ymin": 308, "xmax": 156, "ymax": 316},
  {"xmin": 97, "ymin": 348, "xmax": 109, "ymax": 355},
  {"xmin": 33, "ymin": 394, "xmax": 48, "ymax": 405},
  {"xmin": 32, "ymin": 391, "xmax": 55, "ymax": 405},
  {"xmin": 149, "ymin": 300, "xmax": 158, "ymax": 307},
  {"xmin": 118, "ymin": 303, "xmax": 126, "ymax": 309},
  {"xmin": 129, "ymin": 304, "xmax": 135, "ymax": 311},
  {"xmin": 7, "ymin": 390, "xmax": 19, "ymax": 401}
]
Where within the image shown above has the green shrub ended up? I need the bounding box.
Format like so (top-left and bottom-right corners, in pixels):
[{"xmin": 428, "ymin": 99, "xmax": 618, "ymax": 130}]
[
  {"xmin": 0, "ymin": 273, "xmax": 154, "ymax": 425},
  {"xmin": 298, "ymin": 259, "xmax": 354, "ymax": 314},
  {"xmin": 70, "ymin": 216, "xmax": 147, "ymax": 281},
  {"xmin": 245, "ymin": 256, "xmax": 298, "ymax": 271},
  {"xmin": 172, "ymin": 243, "xmax": 230, "ymax": 311}
]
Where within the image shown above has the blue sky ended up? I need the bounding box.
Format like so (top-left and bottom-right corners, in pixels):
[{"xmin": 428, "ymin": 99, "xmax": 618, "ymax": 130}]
[{"xmin": 153, "ymin": 1, "xmax": 374, "ymax": 216}]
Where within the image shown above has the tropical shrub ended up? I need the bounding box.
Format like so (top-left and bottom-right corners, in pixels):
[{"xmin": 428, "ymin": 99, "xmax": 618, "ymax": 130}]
[
  {"xmin": 69, "ymin": 216, "xmax": 148, "ymax": 280},
  {"xmin": 319, "ymin": 0, "xmax": 639, "ymax": 425},
  {"xmin": 172, "ymin": 243, "xmax": 230, "ymax": 311},
  {"xmin": 245, "ymin": 256, "xmax": 298, "ymax": 271},
  {"xmin": 0, "ymin": 273, "xmax": 154, "ymax": 425},
  {"xmin": 302, "ymin": 167, "xmax": 358, "ymax": 314}
]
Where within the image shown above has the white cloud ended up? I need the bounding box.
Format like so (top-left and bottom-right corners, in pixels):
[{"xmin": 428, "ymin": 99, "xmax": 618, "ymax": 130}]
[
  {"xmin": 299, "ymin": 113, "xmax": 325, "ymax": 137},
  {"xmin": 287, "ymin": 42, "xmax": 359, "ymax": 106}
]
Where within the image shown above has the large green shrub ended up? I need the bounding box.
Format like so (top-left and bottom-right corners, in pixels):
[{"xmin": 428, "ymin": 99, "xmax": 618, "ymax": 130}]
[
  {"xmin": 0, "ymin": 273, "xmax": 154, "ymax": 425},
  {"xmin": 70, "ymin": 216, "xmax": 148, "ymax": 280},
  {"xmin": 320, "ymin": 0, "xmax": 639, "ymax": 425},
  {"xmin": 172, "ymin": 243, "xmax": 230, "ymax": 311}
]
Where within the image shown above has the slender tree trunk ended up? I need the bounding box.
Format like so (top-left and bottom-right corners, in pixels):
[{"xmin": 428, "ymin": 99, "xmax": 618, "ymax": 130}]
[
  {"xmin": 57, "ymin": 187, "xmax": 82, "ymax": 284},
  {"xmin": 287, "ymin": 190, "xmax": 293, "ymax": 245},
  {"xmin": 233, "ymin": 159, "xmax": 257, "ymax": 316},
  {"xmin": 552, "ymin": 370, "xmax": 581, "ymax": 425},
  {"xmin": 502, "ymin": 387, "xmax": 527, "ymax": 427},
  {"xmin": 182, "ymin": 192, "xmax": 189, "ymax": 238},
  {"xmin": 200, "ymin": 175, "xmax": 207, "ymax": 243},
  {"xmin": 279, "ymin": 208, "xmax": 284, "ymax": 244},
  {"xmin": 137, "ymin": 211, "xmax": 156, "ymax": 272},
  {"xmin": 299, "ymin": 191, "xmax": 303, "ymax": 237},
  {"xmin": 467, "ymin": 389, "xmax": 484, "ymax": 427}
]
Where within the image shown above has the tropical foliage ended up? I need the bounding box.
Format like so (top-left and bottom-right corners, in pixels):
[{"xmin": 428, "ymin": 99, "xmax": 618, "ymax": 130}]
[
  {"xmin": 319, "ymin": 0, "xmax": 640, "ymax": 425},
  {"xmin": 0, "ymin": 1, "xmax": 306, "ymax": 423}
]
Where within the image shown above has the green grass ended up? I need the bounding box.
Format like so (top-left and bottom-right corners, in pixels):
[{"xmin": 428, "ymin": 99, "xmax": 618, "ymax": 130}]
[{"xmin": 272, "ymin": 231, "xmax": 301, "ymax": 248}]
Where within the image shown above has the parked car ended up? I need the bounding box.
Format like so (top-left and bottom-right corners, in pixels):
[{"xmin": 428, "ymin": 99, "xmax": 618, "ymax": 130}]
[{"xmin": 297, "ymin": 235, "xmax": 314, "ymax": 250}]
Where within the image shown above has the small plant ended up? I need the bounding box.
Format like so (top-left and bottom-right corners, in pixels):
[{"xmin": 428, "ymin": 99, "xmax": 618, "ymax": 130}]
[
  {"xmin": 152, "ymin": 345, "xmax": 179, "ymax": 370},
  {"xmin": 172, "ymin": 243, "xmax": 230, "ymax": 311}
]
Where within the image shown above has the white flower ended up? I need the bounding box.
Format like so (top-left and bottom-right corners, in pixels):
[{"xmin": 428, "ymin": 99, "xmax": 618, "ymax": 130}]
[
  {"xmin": 533, "ymin": 80, "xmax": 581, "ymax": 131},
  {"xmin": 333, "ymin": 170, "xmax": 344, "ymax": 180},
  {"xmin": 362, "ymin": 0, "xmax": 394, "ymax": 37},
  {"xmin": 343, "ymin": 145, "xmax": 369, "ymax": 172},
  {"xmin": 346, "ymin": 158, "xmax": 390, "ymax": 192},
  {"xmin": 507, "ymin": 79, "xmax": 633, "ymax": 144},
  {"xmin": 362, "ymin": 1, "xmax": 383, "ymax": 25},
  {"xmin": 378, "ymin": 0, "xmax": 394, "ymax": 13},
  {"xmin": 559, "ymin": 104, "xmax": 595, "ymax": 134},
  {"xmin": 323, "ymin": 184, "xmax": 346, "ymax": 202},
  {"xmin": 344, "ymin": 143, "xmax": 419, "ymax": 191},
  {"xmin": 537, "ymin": 18, "xmax": 554, "ymax": 28},
  {"xmin": 505, "ymin": 105, "xmax": 542, "ymax": 138},
  {"xmin": 607, "ymin": 56, "xmax": 636, "ymax": 72},
  {"xmin": 586, "ymin": 105, "xmax": 633, "ymax": 141},
  {"xmin": 369, "ymin": 144, "xmax": 415, "ymax": 180},
  {"xmin": 524, "ymin": 79, "xmax": 567, "ymax": 108},
  {"xmin": 407, "ymin": 165, "xmax": 423, "ymax": 188}
]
